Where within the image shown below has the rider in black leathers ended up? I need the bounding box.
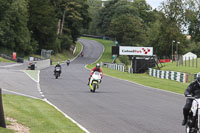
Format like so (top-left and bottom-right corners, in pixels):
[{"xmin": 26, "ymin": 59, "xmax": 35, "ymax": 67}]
[
  {"xmin": 182, "ymin": 72, "xmax": 200, "ymax": 126},
  {"xmin": 54, "ymin": 62, "xmax": 62, "ymax": 76}
]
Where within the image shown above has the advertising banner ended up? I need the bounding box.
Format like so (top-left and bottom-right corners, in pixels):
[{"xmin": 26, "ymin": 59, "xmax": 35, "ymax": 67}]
[{"xmin": 119, "ymin": 46, "xmax": 153, "ymax": 56}]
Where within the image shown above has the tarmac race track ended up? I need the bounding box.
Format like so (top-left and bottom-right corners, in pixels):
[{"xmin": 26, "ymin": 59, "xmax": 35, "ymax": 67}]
[{"xmin": 40, "ymin": 38, "xmax": 185, "ymax": 133}]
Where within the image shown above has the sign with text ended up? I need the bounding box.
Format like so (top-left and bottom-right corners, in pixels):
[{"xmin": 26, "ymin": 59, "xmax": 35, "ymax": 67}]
[{"xmin": 119, "ymin": 46, "xmax": 153, "ymax": 56}]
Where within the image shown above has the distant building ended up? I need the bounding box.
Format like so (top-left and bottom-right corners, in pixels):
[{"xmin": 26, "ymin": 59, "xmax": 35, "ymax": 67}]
[{"xmin": 183, "ymin": 52, "xmax": 197, "ymax": 61}]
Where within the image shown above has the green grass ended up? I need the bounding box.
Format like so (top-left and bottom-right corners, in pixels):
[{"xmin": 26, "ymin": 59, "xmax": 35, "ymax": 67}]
[
  {"xmin": 0, "ymin": 57, "xmax": 14, "ymax": 63},
  {"xmin": 0, "ymin": 127, "xmax": 14, "ymax": 133},
  {"xmin": 24, "ymin": 42, "xmax": 82, "ymax": 66},
  {"xmin": 81, "ymin": 37, "xmax": 114, "ymax": 64},
  {"xmin": 3, "ymin": 94, "xmax": 84, "ymax": 133},
  {"xmin": 23, "ymin": 70, "xmax": 39, "ymax": 82},
  {"xmin": 160, "ymin": 60, "xmax": 200, "ymax": 74},
  {"xmin": 83, "ymin": 37, "xmax": 187, "ymax": 94},
  {"xmin": 102, "ymin": 67, "xmax": 187, "ymax": 94},
  {"xmin": 51, "ymin": 42, "xmax": 82, "ymax": 65}
]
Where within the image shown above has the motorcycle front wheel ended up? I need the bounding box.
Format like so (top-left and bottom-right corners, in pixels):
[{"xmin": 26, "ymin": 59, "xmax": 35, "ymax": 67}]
[
  {"xmin": 92, "ymin": 83, "xmax": 96, "ymax": 93},
  {"xmin": 186, "ymin": 125, "xmax": 197, "ymax": 133}
]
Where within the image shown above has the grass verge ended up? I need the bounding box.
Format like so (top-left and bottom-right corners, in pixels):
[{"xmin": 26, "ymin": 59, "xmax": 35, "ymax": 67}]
[
  {"xmin": 83, "ymin": 37, "xmax": 187, "ymax": 94},
  {"xmin": 160, "ymin": 60, "xmax": 200, "ymax": 74},
  {"xmin": 2, "ymin": 94, "xmax": 84, "ymax": 133},
  {"xmin": 0, "ymin": 127, "xmax": 13, "ymax": 133},
  {"xmin": 24, "ymin": 41, "xmax": 82, "ymax": 66},
  {"xmin": 51, "ymin": 42, "xmax": 82, "ymax": 65},
  {"xmin": 23, "ymin": 70, "xmax": 39, "ymax": 82},
  {"xmin": 0, "ymin": 57, "xmax": 15, "ymax": 63}
]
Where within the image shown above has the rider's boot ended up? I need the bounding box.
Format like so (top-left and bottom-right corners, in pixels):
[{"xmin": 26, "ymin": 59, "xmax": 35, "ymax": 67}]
[
  {"xmin": 182, "ymin": 110, "xmax": 188, "ymax": 126},
  {"xmin": 182, "ymin": 119, "xmax": 187, "ymax": 126}
]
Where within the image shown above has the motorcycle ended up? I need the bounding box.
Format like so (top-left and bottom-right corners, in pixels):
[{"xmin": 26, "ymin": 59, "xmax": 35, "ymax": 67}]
[
  {"xmin": 54, "ymin": 67, "xmax": 61, "ymax": 79},
  {"xmin": 185, "ymin": 96, "xmax": 200, "ymax": 133},
  {"xmin": 66, "ymin": 60, "xmax": 70, "ymax": 66},
  {"xmin": 89, "ymin": 71, "xmax": 102, "ymax": 92}
]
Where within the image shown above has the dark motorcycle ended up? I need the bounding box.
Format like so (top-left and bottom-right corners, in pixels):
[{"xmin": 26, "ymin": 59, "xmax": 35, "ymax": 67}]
[
  {"xmin": 54, "ymin": 67, "xmax": 61, "ymax": 79},
  {"xmin": 185, "ymin": 96, "xmax": 200, "ymax": 133},
  {"xmin": 66, "ymin": 60, "xmax": 70, "ymax": 66}
]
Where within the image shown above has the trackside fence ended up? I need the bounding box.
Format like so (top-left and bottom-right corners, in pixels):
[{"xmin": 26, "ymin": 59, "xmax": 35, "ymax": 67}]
[
  {"xmin": 149, "ymin": 68, "xmax": 189, "ymax": 83},
  {"xmin": 101, "ymin": 62, "xmax": 198, "ymax": 83},
  {"xmin": 101, "ymin": 62, "xmax": 125, "ymax": 72}
]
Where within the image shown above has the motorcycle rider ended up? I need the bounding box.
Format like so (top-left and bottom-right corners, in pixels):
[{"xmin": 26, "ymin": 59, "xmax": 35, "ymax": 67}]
[
  {"xmin": 88, "ymin": 63, "xmax": 103, "ymax": 85},
  {"xmin": 66, "ymin": 59, "xmax": 70, "ymax": 66},
  {"xmin": 182, "ymin": 72, "xmax": 200, "ymax": 126},
  {"xmin": 54, "ymin": 62, "xmax": 62, "ymax": 76}
]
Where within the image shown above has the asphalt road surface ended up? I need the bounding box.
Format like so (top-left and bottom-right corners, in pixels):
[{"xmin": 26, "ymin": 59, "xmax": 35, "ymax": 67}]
[
  {"xmin": 0, "ymin": 62, "xmax": 42, "ymax": 99},
  {"xmin": 40, "ymin": 39, "xmax": 185, "ymax": 133}
]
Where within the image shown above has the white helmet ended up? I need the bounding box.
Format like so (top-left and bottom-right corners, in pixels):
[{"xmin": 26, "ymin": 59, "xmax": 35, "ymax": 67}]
[{"xmin": 57, "ymin": 62, "xmax": 60, "ymax": 65}]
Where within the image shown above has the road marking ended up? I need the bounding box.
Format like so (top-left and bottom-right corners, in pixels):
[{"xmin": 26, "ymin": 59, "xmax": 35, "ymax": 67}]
[
  {"xmin": 79, "ymin": 39, "xmax": 105, "ymax": 65},
  {"xmin": 70, "ymin": 41, "xmax": 83, "ymax": 62},
  {"xmin": 83, "ymin": 39, "xmax": 183, "ymax": 97},
  {"xmin": 84, "ymin": 66, "xmax": 183, "ymax": 97},
  {"xmin": 21, "ymin": 70, "xmax": 39, "ymax": 83},
  {"xmin": 2, "ymin": 89, "xmax": 41, "ymax": 99},
  {"xmin": 24, "ymin": 68, "xmax": 91, "ymax": 133},
  {"xmin": 43, "ymin": 98, "xmax": 90, "ymax": 133},
  {"xmin": 2, "ymin": 88, "xmax": 90, "ymax": 132}
]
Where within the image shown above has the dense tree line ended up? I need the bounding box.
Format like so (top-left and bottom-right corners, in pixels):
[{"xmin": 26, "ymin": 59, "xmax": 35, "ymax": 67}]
[
  {"xmin": 0, "ymin": 0, "xmax": 90, "ymax": 56},
  {"xmin": 1, "ymin": 0, "xmax": 200, "ymax": 57},
  {"xmin": 84, "ymin": 0, "xmax": 200, "ymax": 57}
]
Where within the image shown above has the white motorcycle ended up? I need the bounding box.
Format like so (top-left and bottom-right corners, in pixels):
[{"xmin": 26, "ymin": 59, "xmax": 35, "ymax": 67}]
[
  {"xmin": 89, "ymin": 71, "xmax": 102, "ymax": 92},
  {"xmin": 185, "ymin": 96, "xmax": 200, "ymax": 133}
]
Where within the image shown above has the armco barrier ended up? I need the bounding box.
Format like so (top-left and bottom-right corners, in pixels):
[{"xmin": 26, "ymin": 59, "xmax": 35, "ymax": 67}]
[
  {"xmin": 102, "ymin": 62, "xmax": 124, "ymax": 72},
  {"xmin": 149, "ymin": 68, "xmax": 189, "ymax": 83}
]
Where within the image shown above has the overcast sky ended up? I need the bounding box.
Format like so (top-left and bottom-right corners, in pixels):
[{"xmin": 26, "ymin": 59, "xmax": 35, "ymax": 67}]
[{"xmin": 146, "ymin": 0, "xmax": 166, "ymax": 9}]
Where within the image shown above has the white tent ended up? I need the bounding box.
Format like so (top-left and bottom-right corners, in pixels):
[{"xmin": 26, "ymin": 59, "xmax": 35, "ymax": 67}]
[{"xmin": 183, "ymin": 52, "xmax": 197, "ymax": 61}]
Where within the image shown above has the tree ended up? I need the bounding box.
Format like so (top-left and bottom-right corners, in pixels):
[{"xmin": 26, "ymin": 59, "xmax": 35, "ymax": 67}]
[
  {"xmin": 0, "ymin": 0, "xmax": 32, "ymax": 55},
  {"xmin": 184, "ymin": 0, "xmax": 200, "ymax": 42},
  {"xmin": 81, "ymin": 0, "xmax": 102, "ymax": 35},
  {"xmin": 51, "ymin": 0, "xmax": 91, "ymax": 50},
  {"xmin": 28, "ymin": 0, "xmax": 57, "ymax": 53},
  {"xmin": 109, "ymin": 15, "xmax": 146, "ymax": 46},
  {"xmin": 65, "ymin": 0, "xmax": 91, "ymax": 43},
  {"xmin": 157, "ymin": 0, "xmax": 187, "ymax": 56}
]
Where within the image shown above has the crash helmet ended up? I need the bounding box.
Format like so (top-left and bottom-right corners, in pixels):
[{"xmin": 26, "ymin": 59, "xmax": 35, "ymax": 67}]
[
  {"xmin": 96, "ymin": 63, "xmax": 100, "ymax": 69},
  {"xmin": 57, "ymin": 62, "xmax": 60, "ymax": 65},
  {"xmin": 197, "ymin": 72, "xmax": 200, "ymax": 85}
]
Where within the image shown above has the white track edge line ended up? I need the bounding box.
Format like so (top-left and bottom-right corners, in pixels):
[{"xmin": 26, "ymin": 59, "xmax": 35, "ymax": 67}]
[
  {"xmin": 2, "ymin": 89, "xmax": 41, "ymax": 99},
  {"xmin": 84, "ymin": 66, "xmax": 183, "ymax": 96},
  {"xmin": 36, "ymin": 70, "xmax": 90, "ymax": 132},
  {"xmin": 70, "ymin": 41, "xmax": 83, "ymax": 62},
  {"xmin": 82, "ymin": 39, "xmax": 183, "ymax": 97},
  {"xmin": 43, "ymin": 98, "xmax": 90, "ymax": 133},
  {"xmin": 21, "ymin": 70, "xmax": 39, "ymax": 83},
  {"xmin": 2, "ymin": 88, "xmax": 90, "ymax": 132}
]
